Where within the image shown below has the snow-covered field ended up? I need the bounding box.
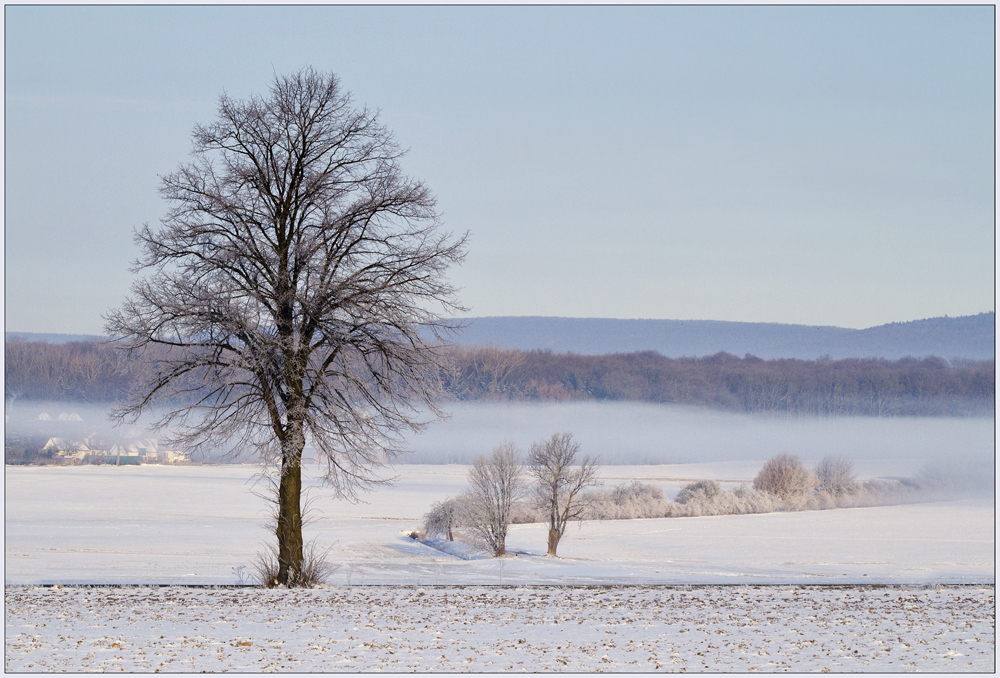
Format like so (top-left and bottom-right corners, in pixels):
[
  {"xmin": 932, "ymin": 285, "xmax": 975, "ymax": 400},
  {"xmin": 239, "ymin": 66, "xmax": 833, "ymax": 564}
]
[
  {"xmin": 5, "ymin": 462, "xmax": 994, "ymax": 672},
  {"xmin": 4, "ymin": 463, "xmax": 993, "ymax": 585},
  {"xmin": 5, "ymin": 584, "xmax": 994, "ymax": 672}
]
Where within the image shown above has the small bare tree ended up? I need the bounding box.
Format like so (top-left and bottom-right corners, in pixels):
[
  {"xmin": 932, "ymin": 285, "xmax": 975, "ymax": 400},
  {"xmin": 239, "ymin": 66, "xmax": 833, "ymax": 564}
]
[
  {"xmin": 815, "ymin": 455, "xmax": 858, "ymax": 496},
  {"xmin": 527, "ymin": 433, "xmax": 599, "ymax": 556},
  {"xmin": 467, "ymin": 443, "xmax": 524, "ymax": 556},
  {"xmin": 104, "ymin": 68, "xmax": 466, "ymax": 586},
  {"xmin": 422, "ymin": 493, "xmax": 471, "ymax": 541}
]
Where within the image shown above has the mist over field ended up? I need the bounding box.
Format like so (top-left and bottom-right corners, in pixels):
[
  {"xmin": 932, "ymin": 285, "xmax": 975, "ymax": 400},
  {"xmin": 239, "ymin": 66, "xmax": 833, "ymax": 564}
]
[
  {"xmin": 4, "ymin": 401, "xmax": 148, "ymax": 442},
  {"xmin": 7, "ymin": 399, "xmax": 993, "ymax": 493},
  {"xmin": 401, "ymin": 402, "xmax": 994, "ymax": 487}
]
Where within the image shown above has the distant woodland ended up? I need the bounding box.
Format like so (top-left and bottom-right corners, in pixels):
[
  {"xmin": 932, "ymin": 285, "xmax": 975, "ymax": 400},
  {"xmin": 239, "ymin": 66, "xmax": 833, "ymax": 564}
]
[{"xmin": 5, "ymin": 339, "xmax": 994, "ymax": 417}]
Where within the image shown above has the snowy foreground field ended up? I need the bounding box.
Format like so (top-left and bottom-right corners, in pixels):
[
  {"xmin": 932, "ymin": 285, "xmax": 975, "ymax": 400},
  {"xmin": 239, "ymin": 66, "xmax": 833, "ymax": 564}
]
[
  {"xmin": 5, "ymin": 584, "xmax": 994, "ymax": 672},
  {"xmin": 5, "ymin": 463, "xmax": 995, "ymax": 672}
]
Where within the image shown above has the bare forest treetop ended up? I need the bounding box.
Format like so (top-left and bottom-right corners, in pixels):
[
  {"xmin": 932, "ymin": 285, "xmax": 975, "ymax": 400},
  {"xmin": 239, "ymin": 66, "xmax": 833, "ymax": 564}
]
[{"xmin": 105, "ymin": 68, "xmax": 466, "ymax": 586}]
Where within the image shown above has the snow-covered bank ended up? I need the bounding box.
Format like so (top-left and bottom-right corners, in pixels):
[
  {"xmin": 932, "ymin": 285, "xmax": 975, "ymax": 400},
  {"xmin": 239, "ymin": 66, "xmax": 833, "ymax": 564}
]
[
  {"xmin": 5, "ymin": 585, "xmax": 994, "ymax": 672},
  {"xmin": 5, "ymin": 464, "xmax": 992, "ymax": 585}
]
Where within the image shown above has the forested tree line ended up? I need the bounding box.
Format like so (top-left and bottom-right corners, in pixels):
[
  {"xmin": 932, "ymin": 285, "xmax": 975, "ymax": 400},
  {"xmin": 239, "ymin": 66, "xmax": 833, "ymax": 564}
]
[
  {"xmin": 5, "ymin": 339, "xmax": 994, "ymax": 416},
  {"xmin": 443, "ymin": 347, "xmax": 994, "ymax": 416},
  {"xmin": 5, "ymin": 340, "xmax": 136, "ymax": 402}
]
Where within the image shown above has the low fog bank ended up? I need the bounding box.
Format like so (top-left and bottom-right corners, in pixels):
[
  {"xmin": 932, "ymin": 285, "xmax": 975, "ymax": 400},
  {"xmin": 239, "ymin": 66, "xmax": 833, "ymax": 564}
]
[
  {"xmin": 401, "ymin": 402, "xmax": 994, "ymax": 493},
  {"xmin": 5, "ymin": 401, "xmax": 137, "ymax": 441},
  {"xmin": 403, "ymin": 401, "xmax": 991, "ymax": 464},
  {"xmin": 2, "ymin": 401, "xmax": 228, "ymax": 461},
  {"xmin": 7, "ymin": 400, "xmax": 993, "ymax": 495}
]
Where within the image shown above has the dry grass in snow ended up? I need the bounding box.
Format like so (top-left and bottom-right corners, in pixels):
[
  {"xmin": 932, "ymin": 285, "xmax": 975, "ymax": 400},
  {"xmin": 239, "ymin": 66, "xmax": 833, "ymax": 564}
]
[{"xmin": 5, "ymin": 584, "xmax": 993, "ymax": 672}]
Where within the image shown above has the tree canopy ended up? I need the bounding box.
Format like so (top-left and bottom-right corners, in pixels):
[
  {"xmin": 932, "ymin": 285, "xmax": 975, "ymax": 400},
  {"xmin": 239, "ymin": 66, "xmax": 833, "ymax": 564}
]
[{"xmin": 105, "ymin": 68, "xmax": 466, "ymax": 585}]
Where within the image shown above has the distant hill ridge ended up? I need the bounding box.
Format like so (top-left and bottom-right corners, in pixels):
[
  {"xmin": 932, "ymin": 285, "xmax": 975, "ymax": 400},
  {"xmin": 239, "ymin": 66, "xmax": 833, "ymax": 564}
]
[
  {"xmin": 451, "ymin": 313, "xmax": 994, "ymax": 360},
  {"xmin": 6, "ymin": 312, "xmax": 994, "ymax": 360}
]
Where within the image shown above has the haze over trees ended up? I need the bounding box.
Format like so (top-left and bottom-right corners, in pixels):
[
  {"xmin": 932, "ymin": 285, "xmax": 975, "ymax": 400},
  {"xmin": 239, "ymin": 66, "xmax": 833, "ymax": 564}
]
[{"xmin": 103, "ymin": 68, "xmax": 466, "ymax": 587}]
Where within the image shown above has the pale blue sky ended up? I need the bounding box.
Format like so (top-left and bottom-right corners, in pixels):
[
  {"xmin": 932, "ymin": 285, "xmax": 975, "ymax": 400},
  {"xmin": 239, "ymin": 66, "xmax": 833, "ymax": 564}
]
[{"xmin": 5, "ymin": 5, "xmax": 994, "ymax": 334}]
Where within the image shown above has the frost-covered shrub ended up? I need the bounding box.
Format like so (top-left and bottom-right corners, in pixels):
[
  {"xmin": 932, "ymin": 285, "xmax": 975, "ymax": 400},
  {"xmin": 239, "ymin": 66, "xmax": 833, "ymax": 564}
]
[
  {"xmin": 805, "ymin": 490, "xmax": 839, "ymax": 511},
  {"xmin": 675, "ymin": 480, "xmax": 721, "ymax": 505},
  {"xmin": 854, "ymin": 478, "xmax": 920, "ymax": 506},
  {"xmin": 612, "ymin": 480, "xmax": 664, "ymax": 505},
  {"xmin": 675, "ymin": 481, "xmax": 781, "ymax": 517},
  {"xmin": 753, "ymin": 453, "xmax": 818, "ymax": 506},
  {"xmin": 612, "ymin": 481, "xmax": 674, "ymax": 519},
  {"xmin": 727, "ymin": 484, "xmax": 783, "ymax": 514},
  {"xmin": 674, "ymin": 480, "xmax": 723, "ymax": 517},
  {"xmin": 803, "ymin": 476, "xmax": 923, "ymax": 510},
  {"xmin": 584, "ymin": 481, "xmax": 675, "ymax": 520},
  {"xmin": 584, "ymin": 479, "xmax": 787, "ymax": 520}
]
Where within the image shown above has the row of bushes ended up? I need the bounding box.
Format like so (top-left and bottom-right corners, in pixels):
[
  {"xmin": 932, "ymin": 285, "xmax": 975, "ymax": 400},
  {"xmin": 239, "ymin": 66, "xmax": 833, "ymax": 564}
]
[
  {"xmin": 506, "ymin": 454, "xmax": 926, "ymax": 525},
  {"xmin": 565, "ymin": 471, "xmax": 924, "ymax": 523},
  {"xmin": 577, "ymin": 480, "xmax": 782, "ymax": 521}
]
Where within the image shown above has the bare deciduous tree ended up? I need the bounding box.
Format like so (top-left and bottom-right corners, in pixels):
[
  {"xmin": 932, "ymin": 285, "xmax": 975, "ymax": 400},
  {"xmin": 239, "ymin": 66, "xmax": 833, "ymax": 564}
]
[
  {"xmin": 527, "ymin": 433, "xmax": 599, "ymax": 556},
  {"xmin": 472, "ymin": 346, "xmax": 526, "ymax": 398},
  {"xmin": 422, "ymin": 493, "xmax": 471, "ymax": 541},
  {"xmin": 104, "ymin": 68, "xmax": 466, "ymax": 587},
  {"xmin": 815, "ymin": 455, "xmax": 858, "ymax": 496},
  {"xmin": 467, "ymin": 443, "xmax": 524, "ymax": 556}
]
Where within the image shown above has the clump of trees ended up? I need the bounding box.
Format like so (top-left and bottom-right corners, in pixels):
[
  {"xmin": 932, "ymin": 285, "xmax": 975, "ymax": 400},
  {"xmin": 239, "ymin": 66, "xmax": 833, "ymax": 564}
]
[
  {"xmin": 673, "ymin": 480, "xmax": 784, "ymax": 516},
  {"xmin": 421, "ymin": 433, "xmax": 597, "ymax": 557},
  {"xmin": 4, "ymin": 435, "xmax": 55, "ymax": 465},
  {"xmin": 4, "ymin": 339, "xmax": 136, "ymax": 402},
  {"xmin": 420, "ymin": 444, "xmax": 961, "ymax": 558},
  {"xmin": 752, "ymin": 453, "xmax": 931, "ymax": 511}
]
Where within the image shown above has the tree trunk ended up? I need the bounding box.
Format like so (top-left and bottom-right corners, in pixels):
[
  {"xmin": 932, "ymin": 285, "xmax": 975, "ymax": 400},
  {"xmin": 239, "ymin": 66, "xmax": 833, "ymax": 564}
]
[
  {"xmin": 547, "ymin": 527, "xmax": 562, "ymax": 556},
  {"xmin": 275, "ymin": 442, "xmax": 304, "ymax": 586}
]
